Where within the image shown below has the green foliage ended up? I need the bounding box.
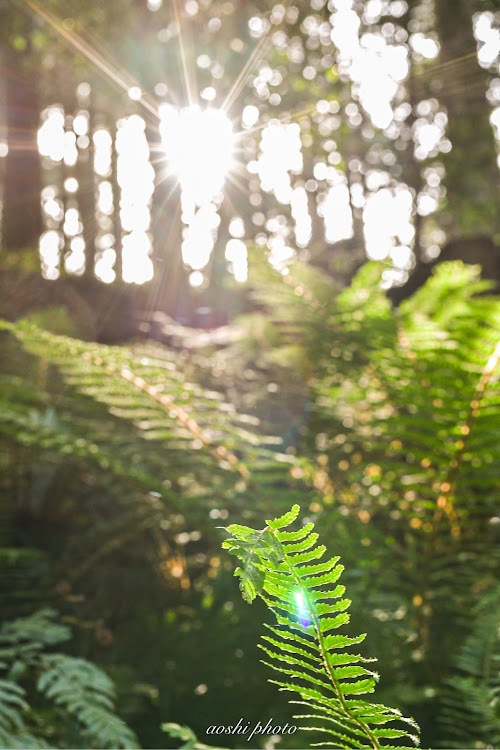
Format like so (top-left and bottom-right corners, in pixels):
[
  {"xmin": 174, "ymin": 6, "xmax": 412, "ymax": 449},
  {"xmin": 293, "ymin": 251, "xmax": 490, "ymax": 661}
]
[
  {"xmin": 162, "ymin": 722, "xmax": 223, "ymax": 749},
  {"xmin": 244, "ymin": 256, "xmax": 500, "ymax": 570},
  {"xmin": 0, "ymin": 313, "xmax": 311, "ymax": 745},
  {"xmin": 0, "ymin": 609, "xmax": 138, "ymax": 748},
  {"xmin": 0, "ymin": 679, "xmax": 41, "ymax": 750},
  {"xmin": 0, "ymin": 317, "xmax": 299, "ymax": 508},
  {"xmin": 438, "ymin": 586, "xmax": 500, "ymax": 748},
  {"xmin": 2, "ymin": 260, "xmax": 499, "ymax": 747},
  {"xmin": 0, "ymin": 316, "xmax": 305, "ymax": 600},
  {"xmin": 38, "ymin": 654, "xmax": 138, "ymax": 748},
  {"xmin": 223, "ymin": 505, "xmax": 420, "ymax": 749},
  {"xmin": 219, "ymin": 257, "xmax": 500, "ymax": 742}
]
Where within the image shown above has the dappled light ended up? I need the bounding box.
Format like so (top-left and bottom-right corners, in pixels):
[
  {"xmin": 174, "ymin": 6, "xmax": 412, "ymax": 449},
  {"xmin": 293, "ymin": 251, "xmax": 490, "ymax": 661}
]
[{"xmin": 9, "ymin": 0, "xmax": 494, "ymax": 295}]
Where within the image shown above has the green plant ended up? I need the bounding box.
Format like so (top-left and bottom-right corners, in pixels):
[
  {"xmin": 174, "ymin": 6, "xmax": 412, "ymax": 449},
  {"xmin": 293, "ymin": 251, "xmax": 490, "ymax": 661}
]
[
  {"xmin": 0, "ymin": 608, "xmax": 138, "ymax": 748},
  {"xmin": 438, "ymin": 585, "xmax": 500, "ymax": 748},
  {"xmin": 0, "ymin": 316, "xmax": 304, "ymax": 531},
  {"xmin": 228, "ymin": 257, "xmax": 500, "ymax": 728},
  {"xmin": 222, "ymin": 505, "xmax": 420, "ymax": 749},
  {"xmin": 0, "ymin": 315, "xmax": 311, "ymax": 745},
  {"xmin": 2, "ymin": 260, "xmax": 499, "ymax": 747},
  {"xmin": 0, "ymin": 316, "xmax": 308, "ymax": 625},
  {"xmin": 161, "ymin": 722, "xmax": 223, "ymax": 749}
]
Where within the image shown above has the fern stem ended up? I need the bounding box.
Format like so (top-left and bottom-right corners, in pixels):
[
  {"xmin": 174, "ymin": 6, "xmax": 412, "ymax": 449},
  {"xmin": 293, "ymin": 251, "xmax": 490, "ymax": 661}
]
[
  {"xmin": 272, "ymin": 527, "xmax": 382, "ymax": 750},
  {"xmin": 84, "ymin": 350, "xmax": 251, "ymax": 480}
]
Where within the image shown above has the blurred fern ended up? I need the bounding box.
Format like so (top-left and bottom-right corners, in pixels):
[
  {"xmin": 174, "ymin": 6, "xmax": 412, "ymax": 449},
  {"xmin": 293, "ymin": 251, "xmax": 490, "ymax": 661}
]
[
  {"xmin": 244, "ymin": 257, "xmax": 500, "ymax": 578},
  {"xmin": 223, "ymin": 504, "xmax": 420, "ymax": 749},
  {"xmin": 0, "ymin": 608, "xmax": 138, "ymax": 748},
  {"xmin": 438, "ymin": 585, "xmax": 500, "ymax": 748},
  {"xmin": 0, "ymin": 318, "xmax": 306, "ymax": 591}
]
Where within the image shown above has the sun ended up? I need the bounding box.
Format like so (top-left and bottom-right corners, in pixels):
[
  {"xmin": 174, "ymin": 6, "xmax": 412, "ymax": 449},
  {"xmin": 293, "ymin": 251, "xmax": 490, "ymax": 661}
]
[
  {"xmin": 158, "ymin": 105, "xmax": 236, "ymax": 285},
  {"xmin": 159, "ymin": 105, "xmax": 235, "ymax": 214}
]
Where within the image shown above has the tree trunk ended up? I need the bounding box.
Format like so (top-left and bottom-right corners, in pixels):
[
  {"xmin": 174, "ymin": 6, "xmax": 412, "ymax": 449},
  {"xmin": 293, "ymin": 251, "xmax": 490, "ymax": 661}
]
[
  {"xmin": 77, "ymin": 103, "xmax": 97, "ymax": 279},
  {"xmin": 434, "ymin": 0, "xmax": 500, "ymax": 238},
  {"xmin": 2, "ymin": 44, "xmax": 41, "ymax": 252},
  {"xmin": 393, "ymin": 0, "xmax": 500, "ymax": 303}
]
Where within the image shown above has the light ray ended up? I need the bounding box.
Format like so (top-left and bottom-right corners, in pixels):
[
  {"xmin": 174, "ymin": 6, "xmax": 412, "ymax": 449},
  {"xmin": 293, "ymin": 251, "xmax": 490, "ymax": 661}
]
[
  {"xmin": 172, "ymin": 0, "xmax": 196, "ymax": 107},
  {"xmin": 222, "ymin": 0, "xmax": 292, "ymax": 115},
  {"xmin": 233, "ymin": 104, "xmax": 318, "ymax": 140},
  {"xmin": 224, "ymin": 170, "xmax": 254, "ymax": 199},
  {"xmin": 154, "ymin": 172, "xmax": 182, "ymax": 202},
  {"xmin": 221, "ymin": 32, "xmax": 274, "ymax": 115},
  {"xmin": 415, "ymin": 50, "xmax": 480, "ymax": 79},
  {"xmin": 22, "ymin": 0, "xmax": 161, "ymax": 123}
]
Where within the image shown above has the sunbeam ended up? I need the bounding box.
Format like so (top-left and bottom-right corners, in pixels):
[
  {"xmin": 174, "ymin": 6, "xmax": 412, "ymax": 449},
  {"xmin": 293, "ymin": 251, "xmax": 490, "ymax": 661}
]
[
  {"xmin": 172, "ymin": 0, "xmax": 197, "ymax": 108},
  {"xmin": 15, "ymin": 0, "xmax": 497, "ymax": 298},
  {"xmin": 221, "ymin": 24, "xmax": 276, "ymax": 116},
  {"xmin": 22, "ymin": 0, "xmax": 162, "ymax": 123}
]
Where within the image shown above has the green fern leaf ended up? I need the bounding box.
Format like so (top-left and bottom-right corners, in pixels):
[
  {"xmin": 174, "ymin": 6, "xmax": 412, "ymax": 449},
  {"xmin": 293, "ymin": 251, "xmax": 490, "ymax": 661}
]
[
  {"xmin": 38, "ymin": 654, "xmax": 139, "ymax": 748},
  {"xmin": 286, "ymin": 546, "xmax": 327, "ymax": 565},
  {"xmin": 260, "ymin": 635, "xmax": 321, "ymax": 663},
  {"xmin": 267, "ymin": 504, "xmax": 301, "ymax": 529},
  {"xmin": 323, "ymin": 634, "xmax": 367, "ymax": 650},
  {"xmin": 223, "ymin": 506, "xmax": 420, "ymax": 749},
  {"xmin": 278, "ymin": 523, "xmax": 315, "ymax": 541},
  {"xmin": 294, "ymin": 558, "xmax": 341, "ymax": 578}
]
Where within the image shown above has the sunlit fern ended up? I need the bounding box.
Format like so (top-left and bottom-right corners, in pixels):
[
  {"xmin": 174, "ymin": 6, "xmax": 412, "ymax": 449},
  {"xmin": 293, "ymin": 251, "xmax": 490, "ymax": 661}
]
[
  {"xmin": 222, "ymin": 504, "xmax": 420, "ymax": 749},
  {"xmin": 246, "ymin": 259, "xmax": 500, "ymax": 535},
  {"xmin": 224, "ymin": 256, "xmax": 500, "ymax": 732},
  {"xmin": 243, "ymin": 258, "xmax": 500, "ymax": 580},
  {"xmin": 1, "ymin": 318, "xmax": 302, "ymax": 497}
]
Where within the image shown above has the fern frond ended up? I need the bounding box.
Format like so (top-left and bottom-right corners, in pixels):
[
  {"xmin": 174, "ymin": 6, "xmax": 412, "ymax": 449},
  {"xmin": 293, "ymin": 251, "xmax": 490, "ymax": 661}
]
[
  {"xmin": 1, "ymin": 319, "xmax": 314, "ymax": 596},
  {"xmin": 5, "ymin": 319, "xmax": 259, "ymax": 481},
  {"xmin": 38, "ymin": 654, "xmax": 139, "ymax": 748},
  {"xmin": 0, "ymin": 610, "xmax": 138, "ymax": 749},
  {"xmin": 0, "ymin": 680, "xmax": 28, "ymax": 734},
  {"xmin": 3, "ymin": 320, "xmax": 309, "ymax": 519},
  {"xmin": 223, "ymin": 505, "xmax": 420, "ymax": 749},
  {"xmin": 438, "ymin": 586, "xmax": 500, "ymax": 747},
  {"xmin": 242, "ymin": 256, "xmax": 500, "ymax": 700},
  {"xmin": 0, "ymin": 672, "xmax": 49, "ymax": 747}
]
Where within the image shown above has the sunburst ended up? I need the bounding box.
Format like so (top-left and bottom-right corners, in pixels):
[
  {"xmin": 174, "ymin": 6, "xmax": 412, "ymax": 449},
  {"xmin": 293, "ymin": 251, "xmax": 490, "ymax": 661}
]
[{"xmin": 22, "ymin": 0, "xmax": 285, "ymax": 289}]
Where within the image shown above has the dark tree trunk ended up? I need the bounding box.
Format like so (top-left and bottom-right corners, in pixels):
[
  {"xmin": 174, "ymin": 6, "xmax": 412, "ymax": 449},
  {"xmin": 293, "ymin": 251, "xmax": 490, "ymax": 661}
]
[
  {"xmin": 111, "ymin": 123, "xmax": 122, "ymax": 282},
  {"xmin": 393, "ymin": 0, "xmax": 500, "ymax": 303},
  {"xmin": 2, "ymin": 44, "xmax": 41, "ymax": 252},
  {"xmin": 77, "ymin": 104, "xmax": 97, "ymax": 279},
  {"xmin": 433, "ymin": 0, "xmax": 500, "ymax": 238}
]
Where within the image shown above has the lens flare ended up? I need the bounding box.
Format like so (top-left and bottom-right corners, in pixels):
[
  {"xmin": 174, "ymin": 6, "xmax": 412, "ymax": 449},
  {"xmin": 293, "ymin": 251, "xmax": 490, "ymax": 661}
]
[{"xmin": 294, "ymin": 590, "xmax": 311, "ymax": 626}]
